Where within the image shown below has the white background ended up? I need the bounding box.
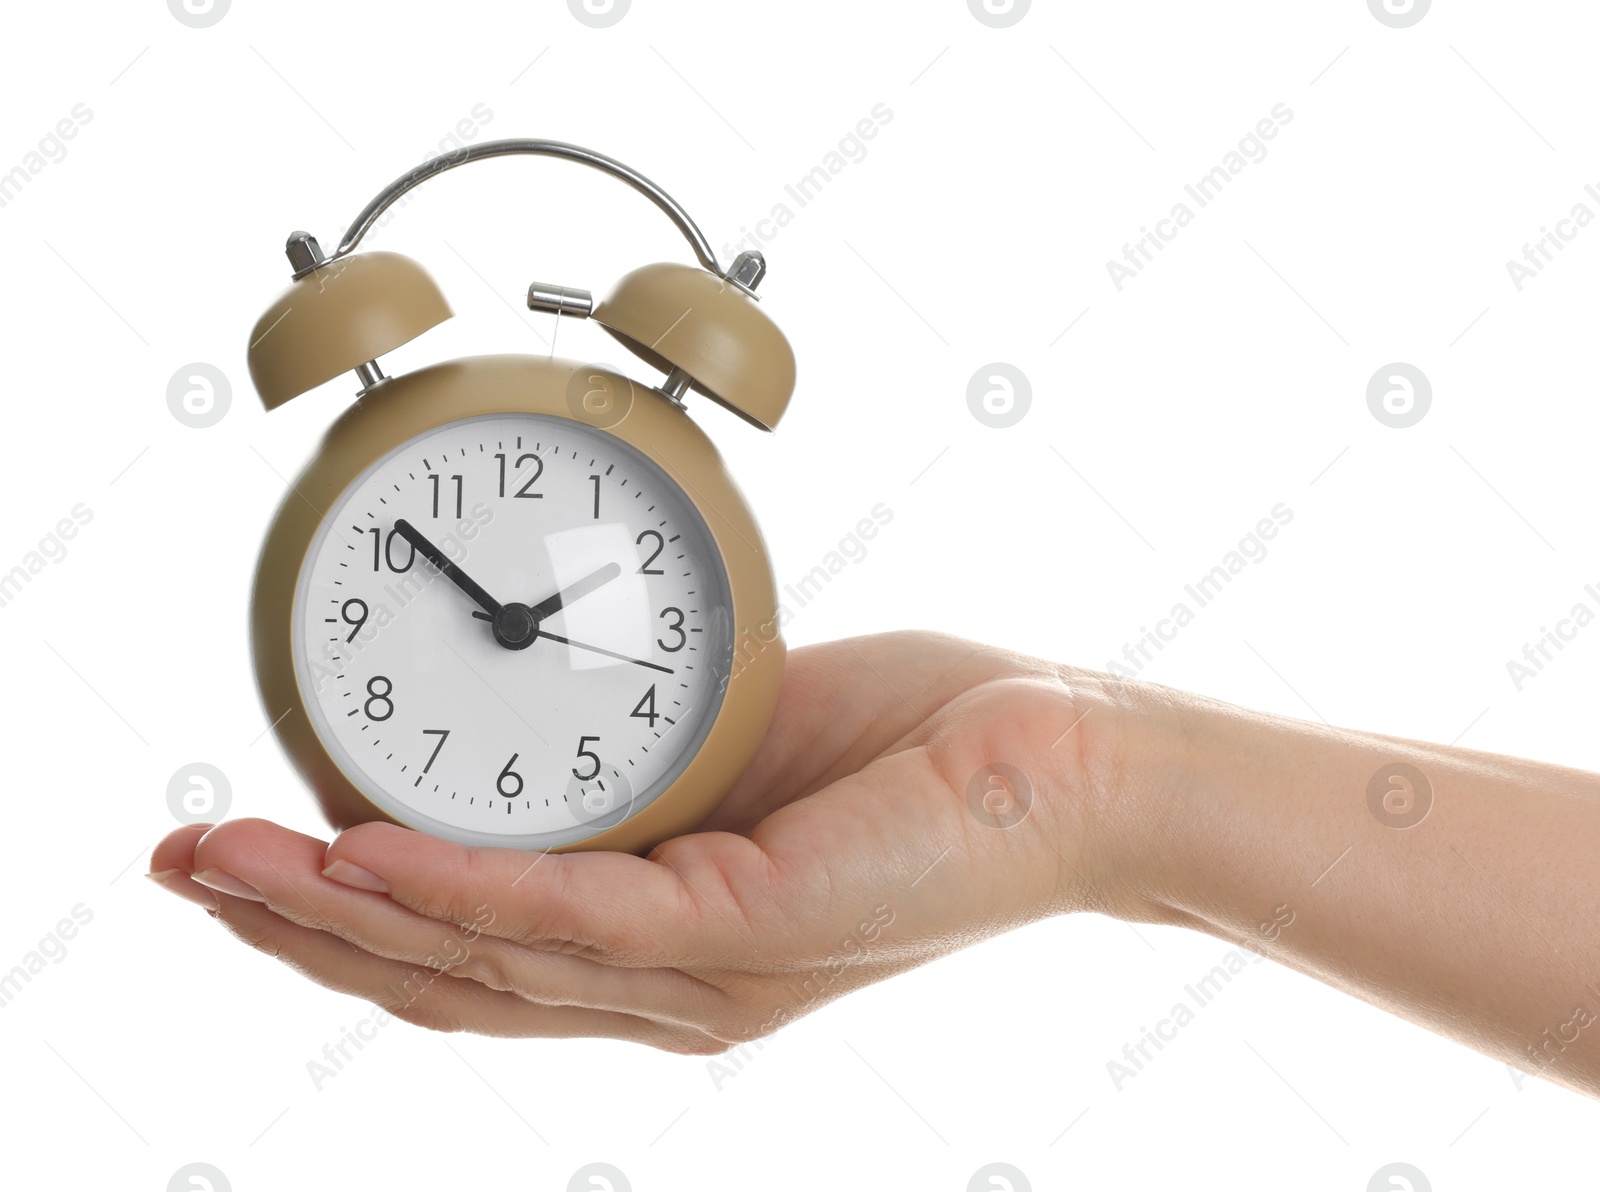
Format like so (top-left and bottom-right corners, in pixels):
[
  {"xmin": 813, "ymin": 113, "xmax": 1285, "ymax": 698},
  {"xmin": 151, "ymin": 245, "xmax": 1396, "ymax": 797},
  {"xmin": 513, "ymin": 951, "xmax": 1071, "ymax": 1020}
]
[{"xmin": 0, "ymin": 1, "xmax": 1595, "ymax": 1188}]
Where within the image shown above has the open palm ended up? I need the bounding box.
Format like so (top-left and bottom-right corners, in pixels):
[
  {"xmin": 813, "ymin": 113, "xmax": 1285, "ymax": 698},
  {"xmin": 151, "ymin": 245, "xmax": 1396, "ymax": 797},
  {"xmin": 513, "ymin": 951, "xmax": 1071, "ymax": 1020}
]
[{"xmin": 149, "ymin": 632, "xmax": 1111, "ymax": 1051}]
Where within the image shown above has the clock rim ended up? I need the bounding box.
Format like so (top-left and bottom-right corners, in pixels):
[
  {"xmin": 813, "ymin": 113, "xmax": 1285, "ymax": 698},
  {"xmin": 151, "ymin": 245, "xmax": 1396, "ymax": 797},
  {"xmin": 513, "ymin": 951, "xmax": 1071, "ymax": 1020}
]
[{"xmin": 251, "ymin": 354, "xmax": 785, "ymax": 855}]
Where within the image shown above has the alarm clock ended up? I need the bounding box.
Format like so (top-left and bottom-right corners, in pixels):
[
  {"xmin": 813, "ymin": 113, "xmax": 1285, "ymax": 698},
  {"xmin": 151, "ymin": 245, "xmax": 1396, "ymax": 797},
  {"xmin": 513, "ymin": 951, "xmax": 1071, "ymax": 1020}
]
[{"xmin": 245, "ymin": 140, "xmax": 793, "ymax": 854}]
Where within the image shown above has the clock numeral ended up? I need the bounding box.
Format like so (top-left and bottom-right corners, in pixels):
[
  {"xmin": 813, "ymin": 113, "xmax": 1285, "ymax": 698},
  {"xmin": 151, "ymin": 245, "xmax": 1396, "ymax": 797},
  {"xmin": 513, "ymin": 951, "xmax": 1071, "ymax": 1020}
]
[
  {"xmin": 421, "ymin": 728, "xmax": 450, "ymax": 774},
  {"xmin": 428, "ymin": 473, "xmax": 463, "ymax": 519},
  {"xmin": 340, "ymin": 598, "xmax": 369, "ymax": 643},
  {"xmin": 636, "ymin": 530, "xmax": 665, "ymax": 575},
  {"xmin": 496, "ymin": 753, "xmax": 524, "ymax": 798},
  {"xmin": 572, "ymin": 735, "xmax": 602, "ymax": 781},
  {"xmin": 369, "ymin": 527, "xmax": 416, "ymax": 573},
  {"xmin": 657, "ymin": 607, "xmax": 687, "ymax": 653},
  {"xmin": 494, "ymin": 452, "xmax": 544, "ymax": 499},
  {"xmin": 364, "ymin": 675, "xmax": 394, "ymax": 721},
  {"xmin": 588, "ymin": 474, "xmax": 601, "ymax": 520},
  {"xmin": 630, "ymin": 684, "xmax": 659, "ymax": 727}
]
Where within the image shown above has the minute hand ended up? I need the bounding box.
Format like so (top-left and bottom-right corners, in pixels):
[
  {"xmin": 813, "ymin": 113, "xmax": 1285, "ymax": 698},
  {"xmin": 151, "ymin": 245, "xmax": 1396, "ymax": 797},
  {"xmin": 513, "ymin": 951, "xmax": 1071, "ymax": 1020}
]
[{"xmin": 392, "ymin": 519, "xmax": 502, "ymax": 617}]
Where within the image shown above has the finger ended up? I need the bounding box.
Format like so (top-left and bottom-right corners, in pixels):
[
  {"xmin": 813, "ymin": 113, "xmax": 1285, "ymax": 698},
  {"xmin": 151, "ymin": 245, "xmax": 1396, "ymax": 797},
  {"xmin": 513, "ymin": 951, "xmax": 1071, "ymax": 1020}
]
[
  {"xmin": 148, "ymin": 823, "xmax": 220, "ymax": 909},
  {"xmin": 194, "ymin": 819, "xmax": 734, "ymax": 1028},
  {"xmin": 151, "ymin": 822, "xmax": 212, "ymax": 872},
  {"xmin": 324, "ymin": 822, "xmax": 771, "ymax": 968},
  {"xmin": 194, "ymin": 819, "xmax": 547, "ymax": 989},
  {"xmin": 444, "ymin": 946, "xmax": 734, "ymax": 1033},
  {"xmin": 206, "ymin": 890, "xmax": 716, "ymax": 1050},
  {"xmin": 190, "ymin": 818, "xmax": 340, "ymax": 919}
]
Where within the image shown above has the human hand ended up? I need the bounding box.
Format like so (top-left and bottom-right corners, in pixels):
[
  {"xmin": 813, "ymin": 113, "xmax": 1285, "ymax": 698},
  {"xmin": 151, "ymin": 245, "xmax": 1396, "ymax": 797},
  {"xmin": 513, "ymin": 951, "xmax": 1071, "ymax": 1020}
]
[{"xmin": 148, "ymin": 631, "xmax": 1135, "ymax": 1051}]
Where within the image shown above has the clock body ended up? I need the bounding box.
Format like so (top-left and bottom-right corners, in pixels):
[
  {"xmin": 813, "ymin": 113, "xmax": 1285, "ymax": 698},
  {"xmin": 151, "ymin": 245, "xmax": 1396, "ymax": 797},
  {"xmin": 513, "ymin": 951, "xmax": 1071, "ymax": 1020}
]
[{"xmin": 251, "ymin": 354, "xmax": 784, "ymax": 854}]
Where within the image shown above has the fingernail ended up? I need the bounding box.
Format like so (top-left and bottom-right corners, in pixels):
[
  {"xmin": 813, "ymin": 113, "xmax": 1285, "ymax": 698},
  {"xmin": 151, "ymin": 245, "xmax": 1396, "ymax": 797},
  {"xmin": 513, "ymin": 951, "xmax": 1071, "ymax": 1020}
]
[
  {"xmin": 322, "ymin": 859, "xmax": 389, "ymax": 893},
  {"xmin": 191, "ymin": 868, "xmax": 267, "ymax": 902},
  {"xmin": 146, "ymin": 868, "xmax": 220, "ymax": 911}
]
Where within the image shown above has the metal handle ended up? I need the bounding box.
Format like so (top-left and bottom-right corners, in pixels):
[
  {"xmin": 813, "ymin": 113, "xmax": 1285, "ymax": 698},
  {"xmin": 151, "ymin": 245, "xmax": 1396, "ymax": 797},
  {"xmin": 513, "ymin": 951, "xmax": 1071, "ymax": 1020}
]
[{"xmin": 327, "ymin": 138, "xmax": 727, "ymax": 278}]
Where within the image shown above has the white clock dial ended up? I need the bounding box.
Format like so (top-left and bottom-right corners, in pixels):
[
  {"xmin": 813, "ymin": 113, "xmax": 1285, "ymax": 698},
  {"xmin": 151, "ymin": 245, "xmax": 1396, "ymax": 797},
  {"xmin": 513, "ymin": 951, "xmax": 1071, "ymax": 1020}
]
[{"xmin": 291, "ymin": 413, "xmax": 734, "ymax": 848}]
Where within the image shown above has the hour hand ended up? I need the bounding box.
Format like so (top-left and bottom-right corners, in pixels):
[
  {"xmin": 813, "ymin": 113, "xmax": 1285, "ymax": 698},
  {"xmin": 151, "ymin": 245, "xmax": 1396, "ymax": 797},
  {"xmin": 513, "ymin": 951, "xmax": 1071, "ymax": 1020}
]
[
  {"xmin": 471, "ymin": 562, "xmax": 622, "ymax": 624},
  {"xmin": 393, "ymin": 519, "xmax": 502, "ymax": 618}
]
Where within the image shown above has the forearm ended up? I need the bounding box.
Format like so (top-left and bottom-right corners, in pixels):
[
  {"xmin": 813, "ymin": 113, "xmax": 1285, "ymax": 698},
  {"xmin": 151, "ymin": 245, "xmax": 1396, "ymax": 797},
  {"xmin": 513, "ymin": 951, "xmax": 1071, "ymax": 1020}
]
[{"xmin": 1094, "ymin": 676, "xmax": 1600, "ymax": 1096}]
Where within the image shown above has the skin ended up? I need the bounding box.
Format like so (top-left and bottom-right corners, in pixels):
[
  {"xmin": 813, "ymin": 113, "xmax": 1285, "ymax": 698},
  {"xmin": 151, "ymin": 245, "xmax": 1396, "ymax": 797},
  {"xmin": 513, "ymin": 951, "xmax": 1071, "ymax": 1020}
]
[{"xmin": 150, "ymin": 631, "xmax": 1600, "ymax": 1095}]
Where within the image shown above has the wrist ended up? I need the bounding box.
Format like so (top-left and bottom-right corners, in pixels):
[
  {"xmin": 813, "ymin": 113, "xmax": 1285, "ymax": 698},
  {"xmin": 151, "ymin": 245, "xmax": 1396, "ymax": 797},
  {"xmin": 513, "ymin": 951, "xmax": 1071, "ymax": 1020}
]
[
  {"xmin": 1075, "ymin": 673, "xmax": 1381, "ymax": 943},
  {"xmin": 1037, "ymin": 666, "xmax": 1222, "ymax": 927}
]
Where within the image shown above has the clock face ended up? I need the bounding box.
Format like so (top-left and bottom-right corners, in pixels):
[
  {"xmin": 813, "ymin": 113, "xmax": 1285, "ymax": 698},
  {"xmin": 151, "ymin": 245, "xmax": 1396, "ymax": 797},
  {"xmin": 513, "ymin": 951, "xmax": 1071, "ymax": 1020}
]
[{"xmin": 292, "ymin": 413, "xmax": 734, "ymax": 849}]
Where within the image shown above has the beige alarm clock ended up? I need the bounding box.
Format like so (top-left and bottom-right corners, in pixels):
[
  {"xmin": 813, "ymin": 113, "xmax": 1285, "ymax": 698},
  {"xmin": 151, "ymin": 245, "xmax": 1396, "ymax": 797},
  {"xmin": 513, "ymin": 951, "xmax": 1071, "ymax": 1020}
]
[{"xmin": 245, "ymin": 140, "xmax": 793, "ymax": 854}]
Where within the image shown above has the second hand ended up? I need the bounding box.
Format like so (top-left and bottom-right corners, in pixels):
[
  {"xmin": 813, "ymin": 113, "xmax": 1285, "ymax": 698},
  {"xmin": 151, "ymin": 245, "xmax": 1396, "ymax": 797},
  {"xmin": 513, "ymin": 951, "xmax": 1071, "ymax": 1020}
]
[{"xmin": 538, "ymin": 631, "xmax": 674, "ymax": 674}]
